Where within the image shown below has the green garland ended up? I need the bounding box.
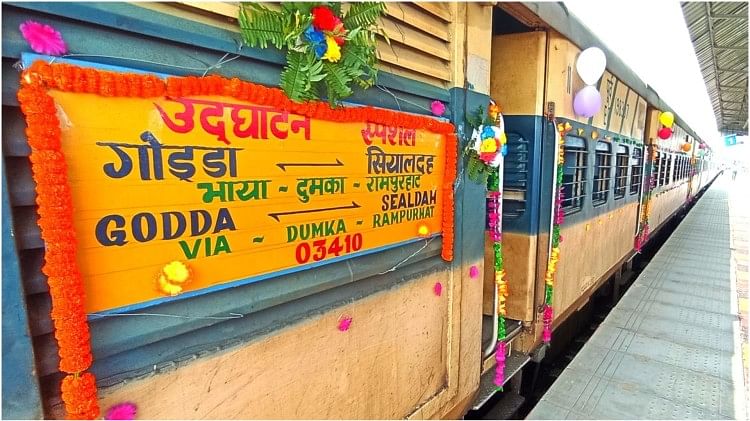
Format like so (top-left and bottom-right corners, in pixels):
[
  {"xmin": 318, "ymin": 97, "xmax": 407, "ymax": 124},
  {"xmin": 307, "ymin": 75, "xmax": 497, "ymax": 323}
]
[{"xmin": 239, "ymin": 2, "xmax": 386, "ymax": 105}]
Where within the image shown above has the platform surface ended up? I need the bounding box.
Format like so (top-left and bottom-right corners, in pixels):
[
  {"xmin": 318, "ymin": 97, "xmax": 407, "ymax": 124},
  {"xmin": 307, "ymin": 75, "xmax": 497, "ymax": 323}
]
[{"xmin": 528, "ymin": 176, "xmax": 747, "ymax": 420}]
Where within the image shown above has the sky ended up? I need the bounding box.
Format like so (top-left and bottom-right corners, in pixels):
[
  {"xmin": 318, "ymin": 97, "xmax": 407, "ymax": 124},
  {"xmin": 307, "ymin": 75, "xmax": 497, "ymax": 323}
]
[{"xmin": 563, "ymin": 0, "xmax": 747, "ymax": 159}]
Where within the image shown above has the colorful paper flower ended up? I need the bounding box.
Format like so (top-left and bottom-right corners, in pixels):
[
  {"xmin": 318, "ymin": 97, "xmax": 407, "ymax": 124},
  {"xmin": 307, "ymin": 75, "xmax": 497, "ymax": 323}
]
[
  {"xmin": 19, "ymin": 20, "xmax": 67, "ymax": 56},
  {"xmin": 481, "ymin": 125, "xmax": 495, "ymax": 140},
  {"xmin": 304, "ymin": 25, "xmax": 326, "ymax": 44},
  {"xmin": 322, "ymin": 35, "xmax": 341, "ymax": 62},
  {"xmin": 430, "ymin": 100, "xmax": 445, "ymax": 116},
  {"xmin": 312, "ymin": 6, "xmax": 338, "ymax": 32},
  {"xmin": 480, "ymin": 138, "xmax": 498, "ymax": 153},
  {"xmin": 304, "ymin": 26, "xmax": 328, "ymax": 59}
]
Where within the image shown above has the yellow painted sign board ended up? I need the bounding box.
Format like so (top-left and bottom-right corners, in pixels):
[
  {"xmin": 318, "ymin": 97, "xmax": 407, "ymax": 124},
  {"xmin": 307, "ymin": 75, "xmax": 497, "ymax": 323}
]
[{"xmin": 50, "ymin": 91, "xmax": 447, "ymax": 313}]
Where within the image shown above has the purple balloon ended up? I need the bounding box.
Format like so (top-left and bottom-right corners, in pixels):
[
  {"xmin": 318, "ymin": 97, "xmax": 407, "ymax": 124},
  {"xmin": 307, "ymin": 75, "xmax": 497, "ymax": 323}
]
[{"xmin": 573, "ymin": 85, "xmax": 602, "ymax": 118}]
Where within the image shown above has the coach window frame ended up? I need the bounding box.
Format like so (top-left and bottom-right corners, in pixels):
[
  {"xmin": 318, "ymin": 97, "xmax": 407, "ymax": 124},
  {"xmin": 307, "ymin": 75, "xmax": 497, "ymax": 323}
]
[
  {"xmin": 561, "ymin": 135, "xmax": 587, "ymax": 214},
  {"xmin": 630, "ymin": 146, "xmax": 642, "ymax": 195},
  {"xmin": 614, "ymin": 143, "xmax": 629, "ymax": 199},
  {"xmin": 592, "ymin": 140, "xmax": 612, "ymax": 207}
]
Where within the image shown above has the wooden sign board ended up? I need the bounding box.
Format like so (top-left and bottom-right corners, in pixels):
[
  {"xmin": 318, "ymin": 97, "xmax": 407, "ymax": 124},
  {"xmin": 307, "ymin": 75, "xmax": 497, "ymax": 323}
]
[{"xmin": 49, "ymin": 89, "xmax": 447, "ymax": 313}]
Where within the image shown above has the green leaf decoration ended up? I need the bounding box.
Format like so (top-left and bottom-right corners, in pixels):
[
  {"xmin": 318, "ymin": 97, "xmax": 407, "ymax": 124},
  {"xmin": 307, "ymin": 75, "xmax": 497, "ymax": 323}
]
[
  {"xmin": 238, "ymin": 2, "xmax": 386, "ymax": 105},
  {"xmin": 323, "ymin": 61, "xmax": 353, "ymax": 106},
  {"xmin": 280, "ymin": 51, "xmax": 312, "ymax": 103},
  {"xmin": 467, "ymin": 106, "xmax": 485, "ymax": 130},
  {"xmin": 343, "ymin": 2, "xmax": 386, "ymax": 28},
  {"xmin": 239, "ymin": 4, "xmax": 286, "ymax": 50}
]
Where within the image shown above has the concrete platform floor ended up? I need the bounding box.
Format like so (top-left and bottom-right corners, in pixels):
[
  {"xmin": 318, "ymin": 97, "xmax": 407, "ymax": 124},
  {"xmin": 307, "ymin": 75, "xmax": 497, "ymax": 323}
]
[{"xmin": 527, "ymin": 174, "xmax": 748, "ymax": 420}]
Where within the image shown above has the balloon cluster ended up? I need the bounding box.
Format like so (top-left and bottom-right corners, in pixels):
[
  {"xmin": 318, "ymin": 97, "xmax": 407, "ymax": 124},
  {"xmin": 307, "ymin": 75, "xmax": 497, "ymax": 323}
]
[
  {"xmin": 573, "ymin": 47, "xmax": 606, "ymax": 118},
  {"xmin": 657, "ymin": 111, "xmax": 674, "ymax": 140}
]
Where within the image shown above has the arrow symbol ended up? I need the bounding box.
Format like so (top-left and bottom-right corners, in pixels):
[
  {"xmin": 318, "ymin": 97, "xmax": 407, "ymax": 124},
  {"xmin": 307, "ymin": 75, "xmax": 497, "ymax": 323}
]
[
  {"xmin": 268, "ymin": 202, "xmax": 361, "ymax": 221},
  {"xmin": 276, "ymin": 159, "xmax": 344, "ymax": 171}
]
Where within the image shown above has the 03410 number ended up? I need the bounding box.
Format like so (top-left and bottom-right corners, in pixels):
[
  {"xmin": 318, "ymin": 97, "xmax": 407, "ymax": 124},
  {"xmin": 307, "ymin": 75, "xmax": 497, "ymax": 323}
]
[{"xmin": 295, "ymin": 233, "xmax": 363, "ymax": 264}]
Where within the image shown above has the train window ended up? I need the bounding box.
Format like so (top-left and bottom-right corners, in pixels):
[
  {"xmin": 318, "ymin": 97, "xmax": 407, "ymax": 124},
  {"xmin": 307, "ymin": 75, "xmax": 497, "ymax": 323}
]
[
  {"xmin": 659, "ymin": 152, "xmax": 668, "ymax": 186},
  {"xmin": 654, "ymin": 151, "xmax": 662, "ymax": 187},
  {"xmin": 592, "ymin": 141, "xmax": 611, "ymax": 206},
  {"xmin": 561, "ymin": 136, "xmax": 587, "ymax": 214},
  {"xmin": 630, "ymin": 147, "xmax": 642, "ymax": 195},
  {"xmin": 614, "ymin": 144, "xmax": 629, "ymax": 199},
  {"xmin": 681, "ymin": 156, "xmax": 686, "ymax": 179},
  {"xmin": 502, "ymin": 132, "xmax": 529, "ymax": 217},
  {"xmin": 665, "ymin": 153, "xmax": 673, "ymax": 184}
]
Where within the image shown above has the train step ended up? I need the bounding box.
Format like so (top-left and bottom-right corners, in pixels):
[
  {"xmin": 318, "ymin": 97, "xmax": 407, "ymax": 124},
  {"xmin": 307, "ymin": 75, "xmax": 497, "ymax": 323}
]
[
  {"xmin": 470, "ymin": 350, "xmax": 530, "ymax": 411},
  {"xmin": 475, "ymin": 390, "xmax": 526, "ymax": 420}
]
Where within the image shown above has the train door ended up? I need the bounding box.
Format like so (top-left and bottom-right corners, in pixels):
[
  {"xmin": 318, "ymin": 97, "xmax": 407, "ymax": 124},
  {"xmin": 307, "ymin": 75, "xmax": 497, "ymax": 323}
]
[{"xmin": 472, "ymin": 5, "xmax": 550, "ymax": 409}]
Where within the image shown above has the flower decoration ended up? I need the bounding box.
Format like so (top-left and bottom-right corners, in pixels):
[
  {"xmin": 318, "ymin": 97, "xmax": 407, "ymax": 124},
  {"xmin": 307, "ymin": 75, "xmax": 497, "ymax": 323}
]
[
  {"xmin": 157, "ymin": 261, "xmax": 192, "ymax": 296},
  {"xmin": 337, "ymin": 315, "xmax": 353, "ymax": 331},
  {"xmin": 239, "ymin": 2, "xmax": 386, "ymax": 105},
  {"xmin": 19, "ymin": 20, "xmax": 67, "ymax": 56},
  {"xmin": 322, "ymin": 35, "xmax": 342, "ymax": 62},
  {"xmin": 541, "ymin": 121, "xmax": 572, "ymax": 345},
  {"xmin": 105, "ymin": 402, "xmax": 137, "ymax": 420},
  {"xmin": 434, "ymin": 282, "xmax": 443, "ymax": 297},
  {"xmin": 487, "ymin": 170, "xmax": 509, "ymax": 389},
  {"xmin": 431, "ymin": 100, "xmax": 446, "ymax": 117},
  {"xmin": 312, "ymin": 5, "xmax": 339, "ymax": 31},
  {"xmin": 635, "ymin": 146, "xmax": 657, "ymax": 253},
  {"xmin": 466, "ymin": 100, "xmax": 506, "ymax": 184},
  {"xmin": 304, "ymin": 26, "xmax": 327, "ymax": 59}
]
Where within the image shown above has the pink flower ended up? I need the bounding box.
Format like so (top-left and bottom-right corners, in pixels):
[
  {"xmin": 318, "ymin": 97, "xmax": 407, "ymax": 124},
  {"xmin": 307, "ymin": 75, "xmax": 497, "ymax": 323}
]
[
  {"xmin": 469, "ymin": 265, "xmax": 480, "ymax": 279},
  {"xmin": 430, "ymin": 100, "xmax": 445, "ymax": 116},
  {"xmin": 338, "ymin": 316, "xmax": 352, "ymax": 332},
  {"xmin": 434, "ymin": 282, "xmax": 443, "ymax": 296},
  {"xmin": 105, "ymin": 402, "xmax": 137, "ymax": 420},
  {"xmin": 19, "ymin": 21, "xmax": 67, "ymax": 56}
]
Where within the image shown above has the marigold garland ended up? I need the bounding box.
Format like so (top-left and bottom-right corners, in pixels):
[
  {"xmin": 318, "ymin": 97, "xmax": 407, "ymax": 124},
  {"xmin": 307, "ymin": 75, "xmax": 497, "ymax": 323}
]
[
  {"xmin": 634, "ymin": 145, "xmax": 658, "ymax": 252},
  {"xmin": 18, "ymin": 68, "xmax": 99, "ymax": 419},
  {"xmin": 541, "ymin": 121, "xmax": 571, "ymax": 344},
  {"xmin": 488, "ymin": 170, "xmax": 508, "ymax": 389},
  {"xmin": 17, "ymin": 60, "xmax": 458, "ymax": 418}
]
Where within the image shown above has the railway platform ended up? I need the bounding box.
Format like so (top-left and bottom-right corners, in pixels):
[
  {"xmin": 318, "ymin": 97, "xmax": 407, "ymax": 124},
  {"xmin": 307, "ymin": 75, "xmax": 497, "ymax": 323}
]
[{"xmin": 527, "ymin": 174, "xmax": 749, "ymax": 420}]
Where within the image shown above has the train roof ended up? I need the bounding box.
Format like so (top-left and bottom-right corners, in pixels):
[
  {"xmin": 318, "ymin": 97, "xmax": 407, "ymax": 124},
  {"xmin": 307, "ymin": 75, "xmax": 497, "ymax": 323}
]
[{"xmin": 521, "ymin": 2, "xmax": 712, "ymax": 152}]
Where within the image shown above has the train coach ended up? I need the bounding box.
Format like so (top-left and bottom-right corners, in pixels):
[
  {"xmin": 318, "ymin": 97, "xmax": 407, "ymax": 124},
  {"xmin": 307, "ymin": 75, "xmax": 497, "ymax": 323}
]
[{"xmin": 1, "ymin": 2, "xmax": 719, "ymax": 419}]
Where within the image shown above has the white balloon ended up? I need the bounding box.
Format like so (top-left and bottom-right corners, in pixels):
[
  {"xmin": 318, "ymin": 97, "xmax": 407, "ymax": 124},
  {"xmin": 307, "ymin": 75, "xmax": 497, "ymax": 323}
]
[{"xmin": 576, "ymin": 47, "xmax": 607, "ymax": 86}]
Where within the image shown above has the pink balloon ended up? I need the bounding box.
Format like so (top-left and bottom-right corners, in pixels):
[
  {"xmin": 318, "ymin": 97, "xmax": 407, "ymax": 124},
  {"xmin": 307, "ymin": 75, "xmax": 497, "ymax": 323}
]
[{"xmin": 573, "ymin": 86, "xmax": 602, "ymax": 118}]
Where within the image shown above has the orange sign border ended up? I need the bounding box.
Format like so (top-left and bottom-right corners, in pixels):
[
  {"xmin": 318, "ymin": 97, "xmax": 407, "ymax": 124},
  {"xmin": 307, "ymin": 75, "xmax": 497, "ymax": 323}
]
[{"xmin": 17, "ymin": 59, "xmax": 457, "ymax": 419}]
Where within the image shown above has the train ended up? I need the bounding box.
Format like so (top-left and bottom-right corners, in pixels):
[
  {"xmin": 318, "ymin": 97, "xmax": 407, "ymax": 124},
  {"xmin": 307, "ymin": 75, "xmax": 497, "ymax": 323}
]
[{"xmin": 1, "ymin": 1, "xmax": 720, "ymax": 419}]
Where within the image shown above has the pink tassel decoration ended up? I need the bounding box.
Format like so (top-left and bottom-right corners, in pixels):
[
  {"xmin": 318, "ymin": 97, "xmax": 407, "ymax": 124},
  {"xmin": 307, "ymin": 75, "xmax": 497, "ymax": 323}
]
[
  {"xmin": 104, "ymin": 402, "xmax": 137, "ymax": 420},
  {"xmin": 19, "ymin": 21, "xmax": 67, "ymax": 56},
  {"xmin": 542, "ymin": 305, "xmax": 554, "ymax": 343},
  {"xmin": 337, "ymin": 316, "xmax": 352, "ymax": 332},
  {"xmin": 434, "ymin": 282, "xmax": 443, "ymax": 296},
  {"xmin": 494, "ymin": 341, "xmax": 507, "ymax": 387}
]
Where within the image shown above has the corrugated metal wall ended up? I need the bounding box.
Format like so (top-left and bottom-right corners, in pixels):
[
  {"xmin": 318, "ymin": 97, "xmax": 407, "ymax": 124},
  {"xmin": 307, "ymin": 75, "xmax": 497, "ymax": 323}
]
[
  {"xmin": 1, "ymin": 2, "xmax": 458, "ymax": 417},
  {"xmin": 142, "ymin": 2, "xmax": 456, "ymax": 87}
]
